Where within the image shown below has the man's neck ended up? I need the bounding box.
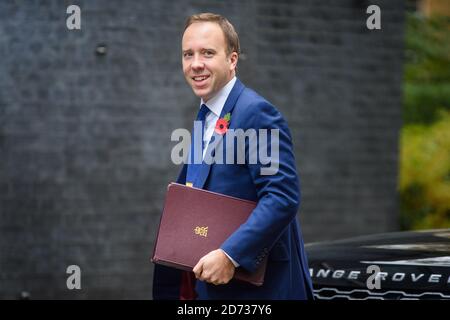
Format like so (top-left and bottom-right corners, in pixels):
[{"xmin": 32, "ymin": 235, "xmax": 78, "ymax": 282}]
[{"xmin": 201, "ymin": 76, "xmax": 237, "ymax": 117}]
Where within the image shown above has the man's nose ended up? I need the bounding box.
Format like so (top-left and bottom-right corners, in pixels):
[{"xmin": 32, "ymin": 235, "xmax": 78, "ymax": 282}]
[{"xmin": 191, "ymin": 55, "xmax": 204, "ymax": 70}]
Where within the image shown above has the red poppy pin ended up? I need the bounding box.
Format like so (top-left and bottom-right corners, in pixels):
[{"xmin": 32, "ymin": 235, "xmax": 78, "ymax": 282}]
[{"xmin": 215, "ymin": 113, "xmax": 231, "ymax": 135}]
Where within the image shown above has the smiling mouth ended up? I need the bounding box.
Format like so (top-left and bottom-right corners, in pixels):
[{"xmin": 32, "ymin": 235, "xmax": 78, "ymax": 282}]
[{"xmin": 192, "ymin": 75, "xmax": 210, "ymax": 82}]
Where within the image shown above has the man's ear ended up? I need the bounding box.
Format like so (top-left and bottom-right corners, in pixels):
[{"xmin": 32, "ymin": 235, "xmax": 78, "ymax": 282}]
[{"xmin": 229, "ymin": 52, "xmax": 239, "ymax": 71}]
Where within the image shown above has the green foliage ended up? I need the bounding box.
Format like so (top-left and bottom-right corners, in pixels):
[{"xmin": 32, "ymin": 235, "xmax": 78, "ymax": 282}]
[
  {"xmin": 403, "ymin": 83, "xmax": 450, "ymax": 124},
  {"xmin": 399, "ymin": 111, "xmax": 450, "ymax": 230},
  {"xmin": 400, "ymin": 13, "xmax": 450, "ymax": 230},
  {"xmin": 403, "ymin": 14, "xmax": 450, "ymax": 125}
]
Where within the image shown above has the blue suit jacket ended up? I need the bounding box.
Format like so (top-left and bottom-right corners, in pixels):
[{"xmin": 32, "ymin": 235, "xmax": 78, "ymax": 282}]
[{"xmin": 153, "ymin": 79, "xmax": 314, "ymax": 299}]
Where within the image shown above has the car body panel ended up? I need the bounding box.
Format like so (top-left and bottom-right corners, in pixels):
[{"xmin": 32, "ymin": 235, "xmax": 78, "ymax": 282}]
[{"xmin": 306, "ymin": 229, "xmax": 450, "ymax": 300}]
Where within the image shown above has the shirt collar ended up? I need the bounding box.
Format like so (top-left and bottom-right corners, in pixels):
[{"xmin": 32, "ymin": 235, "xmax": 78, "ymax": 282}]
[{"xmin": 200, "ymin": 76, "xmax": 236, "ymax": 117}]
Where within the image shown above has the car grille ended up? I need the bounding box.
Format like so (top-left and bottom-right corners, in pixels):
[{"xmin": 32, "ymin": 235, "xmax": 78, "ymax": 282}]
[{"xmin": 314, "ymin": 287, "xmax": 450, "ymax": 300}]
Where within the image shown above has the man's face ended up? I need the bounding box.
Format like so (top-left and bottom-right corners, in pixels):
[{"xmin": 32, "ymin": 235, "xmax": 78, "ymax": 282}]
[{"xmin": 182, "ymin": 22, "xmax": 238, "ymax": 103}]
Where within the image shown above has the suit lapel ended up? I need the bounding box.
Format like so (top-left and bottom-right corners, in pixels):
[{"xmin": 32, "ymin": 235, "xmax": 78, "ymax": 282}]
[{"xmin": 195, "ymin": 78, "xmax": 245, "ymax": 189}]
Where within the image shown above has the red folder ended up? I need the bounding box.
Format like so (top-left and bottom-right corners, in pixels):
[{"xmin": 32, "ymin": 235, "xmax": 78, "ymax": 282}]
[{"xmin": 151, "ymin": 183, "xmax": 267, "ymax": 286}]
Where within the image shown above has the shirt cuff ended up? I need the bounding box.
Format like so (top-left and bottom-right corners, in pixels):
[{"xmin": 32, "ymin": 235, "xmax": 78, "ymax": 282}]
[{"xmin": 220, "ymin": 249, "xmax": 240, "ymax": 267}]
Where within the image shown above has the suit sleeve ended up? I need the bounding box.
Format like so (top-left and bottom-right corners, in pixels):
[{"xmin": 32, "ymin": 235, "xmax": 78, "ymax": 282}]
[{"xmin": 220, "ymin": 101, "xmax": 300, "ymax": 273}]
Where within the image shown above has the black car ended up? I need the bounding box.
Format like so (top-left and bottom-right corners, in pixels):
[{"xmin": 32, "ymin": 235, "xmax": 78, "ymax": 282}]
[{"xmin": 306, "ymin": 229, "xmax": 450, "ymax": 300}]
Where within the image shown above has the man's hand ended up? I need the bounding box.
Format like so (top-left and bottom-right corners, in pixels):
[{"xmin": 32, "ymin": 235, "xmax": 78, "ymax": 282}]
[{"xmin": 193, "ymin": 249, "xmax": 235, "ymax": 285}]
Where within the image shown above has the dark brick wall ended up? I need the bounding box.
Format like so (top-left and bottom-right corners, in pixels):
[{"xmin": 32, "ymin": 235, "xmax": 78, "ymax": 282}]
[{"xmin": 0, "ymin": 0, "xmax": 404, "ymax": 299}]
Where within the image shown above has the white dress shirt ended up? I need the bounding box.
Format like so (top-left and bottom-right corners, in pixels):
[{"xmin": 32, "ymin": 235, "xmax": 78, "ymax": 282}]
[
  {"xmin": 198, "ymin": 76, "xmax": 240, "ymax": 268},
  {"xmin": 200, "ymin": 76, "xmax": 236, "ymax": 158}
]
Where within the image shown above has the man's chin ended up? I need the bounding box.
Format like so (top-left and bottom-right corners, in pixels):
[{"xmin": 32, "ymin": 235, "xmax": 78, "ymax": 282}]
[{"xmin": 192, "ymin": 89, "xmax": 211, "ymax": 101}]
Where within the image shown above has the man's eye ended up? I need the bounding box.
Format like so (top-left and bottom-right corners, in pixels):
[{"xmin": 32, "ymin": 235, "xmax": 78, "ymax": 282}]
[
  {"xmin": 204, "ymin": 51, "xmax": 214, "ymax": 57},
  {"xmin": 183, "ymin": 52, "xmax": 193, "ymax": 58}
]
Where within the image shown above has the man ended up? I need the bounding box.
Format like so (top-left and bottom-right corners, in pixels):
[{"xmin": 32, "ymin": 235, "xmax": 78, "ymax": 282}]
[{"xmin": 153, "ymin": 13, "xmax": 314, "ymax": 300}]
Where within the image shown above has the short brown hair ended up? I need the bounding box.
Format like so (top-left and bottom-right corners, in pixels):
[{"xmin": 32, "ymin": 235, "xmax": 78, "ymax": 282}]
[{"xmin": 184, "ymin": 13, "xmax": 240, "ymax": 56}]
